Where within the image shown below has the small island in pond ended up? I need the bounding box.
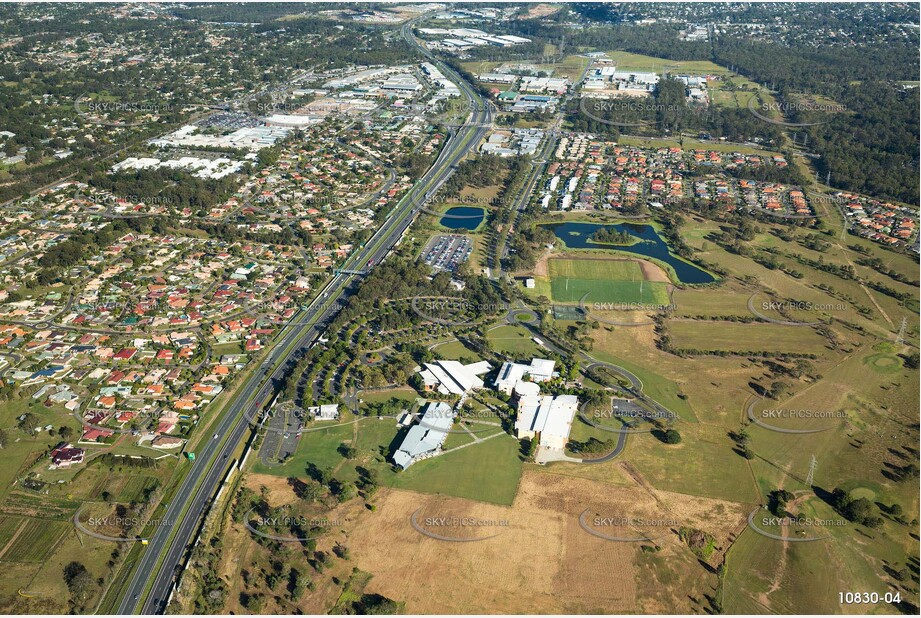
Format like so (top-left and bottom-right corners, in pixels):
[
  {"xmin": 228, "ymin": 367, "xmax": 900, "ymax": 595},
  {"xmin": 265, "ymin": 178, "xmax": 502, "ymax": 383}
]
[{"xmin": 590, "ymin": 226, "xmax": 636, "ymax": 246}]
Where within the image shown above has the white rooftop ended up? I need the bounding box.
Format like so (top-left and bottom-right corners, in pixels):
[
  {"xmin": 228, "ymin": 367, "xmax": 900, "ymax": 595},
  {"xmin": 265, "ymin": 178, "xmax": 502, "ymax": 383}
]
[
  {"xmin": 393, "ymin": 402, "xmax": 454, "ymax": 469},
  {"xmin": 494, "ymin": 358, "xmax": 556, "ymax": 394},
  {"xmin": 420, "ymin": 359, "xmax": 491, "ymax": 396}
]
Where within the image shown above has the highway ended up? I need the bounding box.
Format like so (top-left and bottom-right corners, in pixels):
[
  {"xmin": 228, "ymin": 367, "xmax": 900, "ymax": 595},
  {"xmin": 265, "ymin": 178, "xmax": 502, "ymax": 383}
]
[{"xmin": 116, "ymin": 20, "xmax": 490, "ymax": 615}]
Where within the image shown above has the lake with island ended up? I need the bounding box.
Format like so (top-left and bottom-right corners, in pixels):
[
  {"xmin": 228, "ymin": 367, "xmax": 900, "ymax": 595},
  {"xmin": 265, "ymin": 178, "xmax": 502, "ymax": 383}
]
[{"xmin": 544, "ymin": 221, "xmax": 717, "ymax": 284}]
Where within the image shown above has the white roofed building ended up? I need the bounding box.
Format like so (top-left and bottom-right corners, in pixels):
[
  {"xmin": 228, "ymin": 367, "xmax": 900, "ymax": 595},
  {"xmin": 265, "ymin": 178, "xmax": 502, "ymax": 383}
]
[
  {"xmin": 515, "ymin": 394, "xmax": 578, "ymax": 451},
  {"xmin": 393, "ymin": 401, "xmax": 454, "ymax": 469},
  {"xmin": 494, "ymin": 358, "xmax": 557, "ymax": 395},
  {"xmin": 417, "ymin": 359, "xmax": 492, "ymax": 396},
  {"xmin": 308, "ymin": 404, "xmax": 339, "ymax": 421}
]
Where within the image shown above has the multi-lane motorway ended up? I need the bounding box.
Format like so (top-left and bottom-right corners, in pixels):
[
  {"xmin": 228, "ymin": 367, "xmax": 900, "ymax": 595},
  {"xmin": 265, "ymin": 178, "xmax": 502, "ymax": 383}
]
[{"xmin": 115, "ymin": 22, "xmax": 490, "ymax": 616}]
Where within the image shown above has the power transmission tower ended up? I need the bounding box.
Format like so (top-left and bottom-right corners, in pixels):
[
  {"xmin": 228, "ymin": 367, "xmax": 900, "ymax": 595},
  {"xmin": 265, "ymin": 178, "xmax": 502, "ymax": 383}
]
[
  {"xmin": 805, "ymin": 454, "xmax": 817, "ymax": 486},
  {"xmin": 896, "ymin": 317, "xmax": 907, "ymax": 344}
]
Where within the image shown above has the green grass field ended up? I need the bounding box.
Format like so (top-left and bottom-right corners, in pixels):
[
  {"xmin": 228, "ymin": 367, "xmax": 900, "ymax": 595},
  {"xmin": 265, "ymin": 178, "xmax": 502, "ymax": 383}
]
[
  {"xmin": 546, "ymin": 258, "xmax": 670, "ymax": 305},
  {"xmin": 669, "ymin": 321, "xmax": 829, "ymax": 355},
  {"xmin": 1, "ymin": 518, "xmax": 71, "ymax": 563},
  {"xmin": 617, "ymin": 135, "xmax": 778, "ymax": 157},
  {"xmin": 603, "ymin": 51, "xmax": 730, "ymax": 75},
  {"xmin": 485, "ymin": 325, "xmax": 543, "ymax": 357},
  {"xmin": 431, "ymin": 339, "xmax": 481, "ymax": 363},
  {"xmin": 724, "ymin": 497, "xmax": 900, "ymax": 614},
  {"xmin": 67, "ymin": 470, "xmax": 164, "ymax": 503},
  {"xmin": 672, "ymin": 288, "xmax": 752, "ymax": 318},
  {"xmin": 389, "ymin": 434, "xmax": 522, "ymax": 505},
  {"xmin": 586, "ymin": 348, "xmax": 698, "ymax": 422},
  {"xmin": 623, "ymin": 426, "xmax": 760, "ymax": 503},
  {"xmin": 251, "ymin": 409, "xmax": 523, "ymax": 505},
  {"xmin": 252, "ymin": 421, "xmax": 358, "ymax": 477},
  {"xmin": 0, "ymin": 515, "xmax": 24, "ymax": 550}
]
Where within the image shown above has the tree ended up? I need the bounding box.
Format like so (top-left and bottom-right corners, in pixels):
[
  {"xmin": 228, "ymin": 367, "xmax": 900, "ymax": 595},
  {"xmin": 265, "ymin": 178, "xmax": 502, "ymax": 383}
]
[
  {"xmin": 830, "ymin": 487, "xmax": 884, "ymax": 527},
  {"xmin": 288, "ymin": 567, "xmax": 310, "ymax": 600},
  {"xmin": 17, "ymin": 412, "xmax": 39, "ymax": 434},
  {"xmin": 358, "ymin": 593, "xmax": 404, "ymax": 615},
  {"xmin": 768, "ymin": 380, "xmax": 789, "ymax": 399},
  {"xmin": 58, "ymin": 425, "xmax": 75, "ymax": 441},
  {"xmin": 663, "ymin": 429, "xmax": 681, "ymax": 444},
  {"xmin": 297, "ymin": 480, "xmax": 324, "ymax": 502},
  {"xmin": 768, "ymin": 489, "xmax": 795, "ymax": 517},
  {"xmin": 333, "ymin": 543, "xmax": 351, "ymax": 559},
  {"xmin": 338, "ymin": 443, "xmax": 357, "ymax": 459},
  {"xmin": 525, "ymin": 437, "xmax": 538, "ymax": 459},
  {"xmin": 63, "ymin": 561, "xmax": 94, "ymax": 603}
]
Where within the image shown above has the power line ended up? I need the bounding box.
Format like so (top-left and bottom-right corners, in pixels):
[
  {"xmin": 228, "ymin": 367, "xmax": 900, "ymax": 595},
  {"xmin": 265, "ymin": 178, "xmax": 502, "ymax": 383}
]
[{"xmin": 805, "ymin": 454, "xmax": 817, "ymax": 487}]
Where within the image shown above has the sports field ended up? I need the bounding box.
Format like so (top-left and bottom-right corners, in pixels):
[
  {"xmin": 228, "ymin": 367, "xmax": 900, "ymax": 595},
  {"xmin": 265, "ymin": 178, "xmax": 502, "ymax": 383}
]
[{"xmin": 547, "ymin": 258, "xmax": 670, "ymax": 305}]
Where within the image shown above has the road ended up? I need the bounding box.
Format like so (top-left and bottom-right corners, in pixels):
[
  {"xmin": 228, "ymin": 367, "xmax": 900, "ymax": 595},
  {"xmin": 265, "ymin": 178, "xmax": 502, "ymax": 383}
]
[
  {"xmin": 115, "ymin": 19, "xmax": 490, "ymax": 616},
  {"xmin": 491, "ymin": 131, "xmax": 558, "ymax": 280}
]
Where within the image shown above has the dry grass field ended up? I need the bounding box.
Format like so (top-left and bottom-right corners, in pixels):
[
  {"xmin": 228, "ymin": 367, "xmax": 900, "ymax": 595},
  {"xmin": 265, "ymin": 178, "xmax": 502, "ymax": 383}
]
[{"xmin": 341, "ymin": 469, "xmax": 748, "ymax": 614}]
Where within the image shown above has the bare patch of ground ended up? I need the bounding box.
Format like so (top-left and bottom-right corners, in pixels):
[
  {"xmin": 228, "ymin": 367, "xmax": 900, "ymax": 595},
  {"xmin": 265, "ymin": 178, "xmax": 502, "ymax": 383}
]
[
  {"xmin": 342, "ymin": 470, "xmax": 749, "ymax": 614},
  {"xmin": 245, "ymin": 472, "xmax": 300, "ymax": 505}
]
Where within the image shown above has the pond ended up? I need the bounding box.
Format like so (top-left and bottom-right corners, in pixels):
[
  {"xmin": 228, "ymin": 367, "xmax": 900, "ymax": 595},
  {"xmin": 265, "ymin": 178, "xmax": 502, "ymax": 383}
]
[
  {"xmin": 440, "ymin": 206, "xmax": 485, "ymax": 230},
  {"xmin": 544, "ymin": 221, "xmax": 716, "ymax": 284}
]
